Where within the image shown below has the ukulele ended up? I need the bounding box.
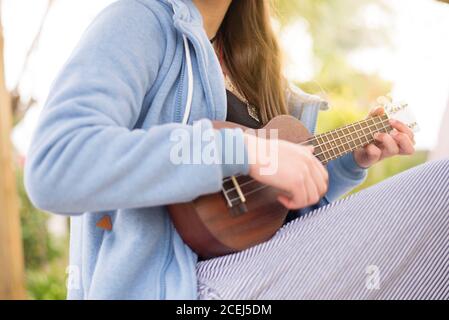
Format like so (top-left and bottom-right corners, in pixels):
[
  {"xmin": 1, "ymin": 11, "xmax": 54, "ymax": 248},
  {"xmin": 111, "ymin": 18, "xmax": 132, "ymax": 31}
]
[{"xmin": 168, "ymin": 100, "xmax": 419, "ymax": 259}]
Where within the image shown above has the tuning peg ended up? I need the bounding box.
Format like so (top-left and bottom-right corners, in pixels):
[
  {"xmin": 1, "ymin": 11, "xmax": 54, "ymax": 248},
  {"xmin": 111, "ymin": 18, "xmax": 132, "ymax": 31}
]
[{"xmin": 377, "ymin": 96, "xmax": 390, "ymax": 106}]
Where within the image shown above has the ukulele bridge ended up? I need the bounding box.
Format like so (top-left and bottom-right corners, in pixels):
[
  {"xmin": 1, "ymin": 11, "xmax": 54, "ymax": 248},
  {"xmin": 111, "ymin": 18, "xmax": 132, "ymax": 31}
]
[{"xmin": 222, "ymin": 175, "xmax": 249, "ymax": 216}]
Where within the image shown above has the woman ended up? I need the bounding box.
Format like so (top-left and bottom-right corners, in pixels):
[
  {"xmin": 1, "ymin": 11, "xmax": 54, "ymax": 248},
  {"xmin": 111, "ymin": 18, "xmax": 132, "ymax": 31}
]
[{"xmin": 25, "ymin": 0, "xmax": 448, "ymax": 299}]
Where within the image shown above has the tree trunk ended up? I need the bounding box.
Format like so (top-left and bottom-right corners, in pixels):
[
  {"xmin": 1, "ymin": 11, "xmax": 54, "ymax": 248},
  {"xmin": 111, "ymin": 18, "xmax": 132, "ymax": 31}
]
[{"xmin": 0, "ymin": 17, "xmax": 26, "ymax": 300}]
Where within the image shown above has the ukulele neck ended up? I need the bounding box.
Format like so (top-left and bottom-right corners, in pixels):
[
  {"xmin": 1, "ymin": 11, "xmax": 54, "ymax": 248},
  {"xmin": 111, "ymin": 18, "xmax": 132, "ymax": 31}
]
[{"xmin": 307, "ymin": 114, "xmax": 392, "ymax": 164}]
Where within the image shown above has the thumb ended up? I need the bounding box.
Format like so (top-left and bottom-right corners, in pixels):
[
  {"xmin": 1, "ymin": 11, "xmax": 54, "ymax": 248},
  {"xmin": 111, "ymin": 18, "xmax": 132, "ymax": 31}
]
[
  {"xmin": 369, "ymin": 106, "xmax": 385, "ymax": 117},
  {"xmin": 306, "ymin": 145, "xmax": 315, "ymax": 153}
]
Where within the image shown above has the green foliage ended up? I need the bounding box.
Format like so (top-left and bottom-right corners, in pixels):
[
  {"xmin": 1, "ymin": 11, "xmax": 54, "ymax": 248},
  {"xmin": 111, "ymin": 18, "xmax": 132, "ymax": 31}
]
[
  {"xmin": 275, "ymin": 0, "xmax": 392, "ymax": 58},
  {"xmin": 16, "ymin": 168, "xmax": 68, "ymax": 299},
  {"xmin": 26, "ymin": 259, "xmax": 68, "ymax": 300},
  {"xmin": 277, "ymin": 0, "xmax": 428, "ymax": 193},
  {"xmin": 16, "ymin": 169, "xmax": 61, "ymax": 268}
]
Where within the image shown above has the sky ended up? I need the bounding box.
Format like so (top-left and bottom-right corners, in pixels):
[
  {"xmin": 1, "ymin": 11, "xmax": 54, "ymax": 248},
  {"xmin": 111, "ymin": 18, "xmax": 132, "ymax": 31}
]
[{"xmin": 3, "ymin": 0, "xmax": 449, "ymax": 154}]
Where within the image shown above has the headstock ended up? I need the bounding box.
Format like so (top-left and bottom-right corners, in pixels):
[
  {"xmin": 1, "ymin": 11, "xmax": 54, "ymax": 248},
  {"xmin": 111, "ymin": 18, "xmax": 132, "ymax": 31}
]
[{"xmin": 377, "ymin": 96, "xmax": 420, "ymax": 133}]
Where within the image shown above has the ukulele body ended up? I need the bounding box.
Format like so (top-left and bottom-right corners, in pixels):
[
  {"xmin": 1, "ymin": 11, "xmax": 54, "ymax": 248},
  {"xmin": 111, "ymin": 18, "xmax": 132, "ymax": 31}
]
[{"xmin": 168, "ymin": 115, "xmax": 312, "ymax": 259}]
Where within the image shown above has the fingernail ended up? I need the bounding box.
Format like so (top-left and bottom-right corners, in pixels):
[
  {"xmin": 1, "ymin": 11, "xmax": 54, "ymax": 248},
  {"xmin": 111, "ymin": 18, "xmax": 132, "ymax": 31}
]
[
  {"xmin": 374, "ymin": 133, "xmax": 381, "ymax": 139},
  {"xmin": 389, "ymin": 119, "xmax": 397, "ymax": 125}
]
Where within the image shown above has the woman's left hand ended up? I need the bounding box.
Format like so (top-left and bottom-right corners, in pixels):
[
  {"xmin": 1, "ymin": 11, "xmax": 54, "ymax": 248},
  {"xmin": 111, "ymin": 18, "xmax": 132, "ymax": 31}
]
[{"xmin": 353, "ymin": 107, "xmax": 416, "ymax": 169}]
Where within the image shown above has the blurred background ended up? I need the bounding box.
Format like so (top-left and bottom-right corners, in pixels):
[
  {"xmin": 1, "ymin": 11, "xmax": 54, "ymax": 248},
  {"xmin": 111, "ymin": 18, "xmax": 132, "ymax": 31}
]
[{"xmin": 0, "ymin": 0, "xmax": 448, "ymax": 300}]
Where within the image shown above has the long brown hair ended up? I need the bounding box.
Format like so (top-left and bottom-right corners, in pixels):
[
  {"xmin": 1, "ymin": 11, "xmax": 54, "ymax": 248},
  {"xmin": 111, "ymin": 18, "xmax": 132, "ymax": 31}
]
[{"xmin": 216, "ymin": 0, "xmax": 288, "ymax": 124}]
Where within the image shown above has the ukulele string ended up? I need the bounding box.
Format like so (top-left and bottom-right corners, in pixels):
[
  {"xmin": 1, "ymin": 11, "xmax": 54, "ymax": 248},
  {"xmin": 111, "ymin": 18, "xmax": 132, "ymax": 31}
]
[
  {"xmin": 222, "ymin": 119, "xmax": 392, "ymax": 204},
  {"xmin": 303, "ymin": 116, "xmax": 390, "ymax": 153},
  {"xmin": 222, "ymin": 117, "xmax": 390, "ymax": 185},
  {"xmin": 223, "ymin": 118, "xmax": 392, "ymax": 204},
  {"xmin": 223, "ymin": 117, "xmax": 391, "ymax": 186},
  {"xmin": 312, "ymin": 118, "xmax": 391, "ymax": 160}
]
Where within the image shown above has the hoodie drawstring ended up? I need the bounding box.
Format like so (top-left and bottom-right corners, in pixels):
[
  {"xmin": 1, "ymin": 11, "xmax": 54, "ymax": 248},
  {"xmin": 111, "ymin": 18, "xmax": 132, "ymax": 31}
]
[{"xmin": 182, "ymin": 34, "xmax": 193, "ymax": 125}]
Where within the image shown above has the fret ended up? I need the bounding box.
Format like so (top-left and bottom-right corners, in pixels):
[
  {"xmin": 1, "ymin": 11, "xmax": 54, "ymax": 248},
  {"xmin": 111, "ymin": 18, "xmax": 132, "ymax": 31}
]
[
  {"xmin": 315, "ymin": 135, "xmax": 324, "ymax": 150},
  {"xmin": 339, "ymin": 132, "xmax": 347, "ymax": 154},
  {"xmin": 357, "ymin": 123, "xmax": 366, "ymax": 147},
  {"xmin": 366, "ymin": 118, "xmax": 375, "ymax": 139},
  {"xmin": 343, "ymin": 138, "xmax": 353, "ymax": 154},
  {"xmin": 363, "ymin": 133, "xmax": 370, "ymax": 146},
  {"xmin": 320, "ymin": 133, "xmax": 333, "ymax": 160},
  {"xmin": 340, "ymin": 130, "xmax": 350, "ymax": 153},
  {"xmin": 361, "ymin": 121, "xmax": 371, "ymax": 145},
  {"xmin": 333, "ymin": 131, "xmax": 345, "ymax": 156},
  {"xmin": 382, "ymin": 114, "xmax": 391, "ymax": 132},
  {"xmin": 349, "ymin": 124, "xmax": 359, "ymax": 145},
  {"xmin": 314, "ymin": 115, "xmax": 392, "ymax": 164},
  {"xmin": 327, "ymin": 132, "xmax": 335, "ymax": 158},
  {"xmin": 382, "ymin": 116, "xmax": 392, "ymax": 133},
  {"xmin": 355, "ymin": 122, "xmax": 364, "ymax": 146},
  {"xmin": 231, "ymin": 176, "xmax": 246, "ymax": 203},
  {"xmin": 315, "ymin": 151, "xmax": 327, "ymax": 163},
  {"xmin": 348, "ymin": 138, "xmax": 357, "ymax": 150},
  {"xmin": 374, "ymin": 117, "xmax": 383, "ymax": 132},
  {"xmin": 311, "ymin": 137, "xmax": 325, "ymax": 161},
  {"xmin": 316, "ymin": 135, "xmax": 330, "ymax": 161},
  {"xmin": 375, "ymin": 118, "xmax": 383, "ymax": 135},
  {"xmin": 221, "ymin": 175, "xmax": 256, "ymax": 208},
  {"xmin": 327, "ymin": 133, "xmax": 338, "ymax": 159},
  {"xmin": 315, "ymin": 145, "xmax": 324, "ymax": 157},
  {"xmin": 222, "ymin": 187, "xmax": 234, "ymax": 208}
]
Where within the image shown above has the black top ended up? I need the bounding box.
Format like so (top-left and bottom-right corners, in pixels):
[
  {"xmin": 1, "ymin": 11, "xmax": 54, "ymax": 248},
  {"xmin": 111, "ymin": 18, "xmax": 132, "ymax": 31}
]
[{"xmin": 225, "ymin": 90, "xmax": 261, "ymax": 129}]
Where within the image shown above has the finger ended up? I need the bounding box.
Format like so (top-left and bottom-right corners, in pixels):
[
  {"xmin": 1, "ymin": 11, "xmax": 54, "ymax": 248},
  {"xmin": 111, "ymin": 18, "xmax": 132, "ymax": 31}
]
[
  {"xmin": 303, "ymin": 168, "xmax": 321, "ymax": 205},
  {"xmin": 277, "ymin": 195, "xmax": 308, "ymax": 210},
  {"xmin": 305, "ymin": 145, "xmax": 315, "ymax": 154},
  {"xmin": 391, "ymin": 131, "xmax": 415, "ymax": 155},
  {"xmin": 316, "ymin": 157, "xmax": 329, "ymax": 184},
  {"xmin": 308, "ymin": 152, "xmax": 328, "ymax": 183},
  {"xmin": 278, "ymin": 170, "xmax": 308, "ymax": 209},
  {"xmin": 374, "ymin": 133, "xmax": 400, "ymax": 157},
  {"xmin": 277, "ymin": 195, "xmax": 296, "ymax": 210},
  {"xmin": 311, "ymin": 158, "xmax": 328, "ymax": 196},
  {"xmin": 278, "ymin": 177, "xmax": 307, "ymax": 210},
  {"xmin": 369, "ymin": 106, "xmax": 385, "ymax": 117},
  {"xmin": 308, "ymin": 167, "xmax": 326, "ymax": 204},
  {"xmin": 363, "ymin": 143, "xmax": 383, "ymax": 163},
  {"xmin": 390, "ymin": 119, "xmax": 414, "ymax": 143}
]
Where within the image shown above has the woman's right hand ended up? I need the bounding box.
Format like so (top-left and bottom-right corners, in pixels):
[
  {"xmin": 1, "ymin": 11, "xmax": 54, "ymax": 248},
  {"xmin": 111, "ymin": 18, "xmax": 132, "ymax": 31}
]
[{"xmin": 244, "ymin": 134, "xmax": 329, "ymax": 210}]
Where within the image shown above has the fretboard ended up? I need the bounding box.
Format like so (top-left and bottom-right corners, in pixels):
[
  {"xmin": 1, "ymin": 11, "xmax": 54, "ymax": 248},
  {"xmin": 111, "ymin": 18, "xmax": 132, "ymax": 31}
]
[
  {"xmin": 306, "ymin": 114, "xmax": 392, "ymax": 164},
  {"xmin": 221, "ymin": 114, "xmax": 393, "ymax": 209}
]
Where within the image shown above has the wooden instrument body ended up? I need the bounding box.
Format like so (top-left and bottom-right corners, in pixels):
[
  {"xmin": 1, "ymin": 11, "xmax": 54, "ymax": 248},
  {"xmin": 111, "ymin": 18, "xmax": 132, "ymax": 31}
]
[
  {"xmin": 168, "ymin": 100, "xmax": 419, "ymax": 259},
  {"xmin": 168, "ymin": 115, "xmax": 312, "ymax": 259}
]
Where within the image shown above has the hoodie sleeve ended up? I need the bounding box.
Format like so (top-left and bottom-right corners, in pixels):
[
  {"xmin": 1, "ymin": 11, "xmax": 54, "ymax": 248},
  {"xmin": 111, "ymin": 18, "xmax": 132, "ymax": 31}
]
[
  {"xmin": 325, "ymin": 153, "xmax": 367, "ymax": 202},
  {"xmin": 24, "ymin": 1, "xmax": 248, "ymax": 215}
]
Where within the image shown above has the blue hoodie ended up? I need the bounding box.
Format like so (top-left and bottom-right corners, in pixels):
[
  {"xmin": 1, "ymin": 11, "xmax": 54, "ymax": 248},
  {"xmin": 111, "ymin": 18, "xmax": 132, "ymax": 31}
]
[{"xmin": 25, "ymin": 0, "xmax": 367, "ymax": 299}]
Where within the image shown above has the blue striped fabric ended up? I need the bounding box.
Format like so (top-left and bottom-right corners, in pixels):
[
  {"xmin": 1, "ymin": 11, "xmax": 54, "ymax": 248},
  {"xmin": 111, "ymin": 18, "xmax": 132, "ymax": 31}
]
[{"xmin": 197, "ymin": 160, "xmax": 449, "ymax": 300}]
